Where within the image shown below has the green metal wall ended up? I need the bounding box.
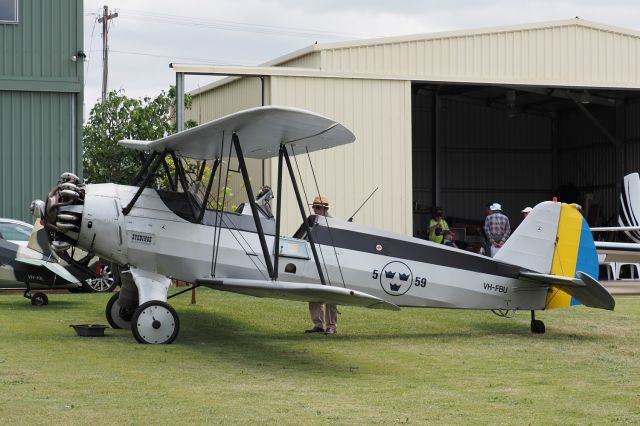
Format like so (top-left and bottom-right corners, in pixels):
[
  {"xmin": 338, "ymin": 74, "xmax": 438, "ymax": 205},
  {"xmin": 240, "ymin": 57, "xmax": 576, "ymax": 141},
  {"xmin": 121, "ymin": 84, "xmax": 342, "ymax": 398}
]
[{"xmin": 0, "ymin": 0, "xmax": 83, "ymax": 222}]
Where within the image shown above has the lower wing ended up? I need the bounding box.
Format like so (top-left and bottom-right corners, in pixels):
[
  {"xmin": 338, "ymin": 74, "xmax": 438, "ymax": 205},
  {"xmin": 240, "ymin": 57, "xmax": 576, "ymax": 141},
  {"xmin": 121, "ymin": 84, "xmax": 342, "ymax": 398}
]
[
  {"xmin": 196, "ymin": 278, "xmax": 399, "ymax": 311},
  {"xmin": 14, "ymin": 257, "xmax": 80, "ymax": 285}
]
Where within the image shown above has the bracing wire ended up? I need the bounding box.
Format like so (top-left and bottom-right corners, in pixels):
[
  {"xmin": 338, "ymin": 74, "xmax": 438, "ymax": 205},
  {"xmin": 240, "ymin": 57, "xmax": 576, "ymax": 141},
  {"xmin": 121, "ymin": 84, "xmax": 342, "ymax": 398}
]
[
  {"xmin": 290, "ymin": 146, "xmax": 311, "ymax": 216},
  {"xmin": 213, "ymin": 134, "xmax": 234, "ymax": 275},
  {"xmin": 305, "ymin": 147, "xmax": 346, "ymax": 287},
  {"xmin": 290, "ymin": 146, "xmax": 331, "ymax": 286},
  {"xmin": 211, "ymin": 131, "xmax": 224, "ymax": 277}
]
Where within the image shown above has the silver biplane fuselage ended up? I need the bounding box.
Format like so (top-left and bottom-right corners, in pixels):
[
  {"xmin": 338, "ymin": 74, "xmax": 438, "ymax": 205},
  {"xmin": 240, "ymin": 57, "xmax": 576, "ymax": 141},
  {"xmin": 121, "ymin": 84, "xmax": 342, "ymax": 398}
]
[
  {"xmin": 78, "ymin": 183, "xmax": 546, "ymax": 311},
  {"xmin": 41, "ymin": 106, "xmax": 614, "ymax": 344}
]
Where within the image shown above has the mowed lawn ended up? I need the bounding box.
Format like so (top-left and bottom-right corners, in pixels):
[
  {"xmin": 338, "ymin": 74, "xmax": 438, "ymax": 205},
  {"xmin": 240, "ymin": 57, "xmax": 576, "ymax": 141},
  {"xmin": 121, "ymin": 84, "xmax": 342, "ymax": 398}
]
[{"xmin": 0, "ymin": 289, "xmax": 639, "ymax": 425}]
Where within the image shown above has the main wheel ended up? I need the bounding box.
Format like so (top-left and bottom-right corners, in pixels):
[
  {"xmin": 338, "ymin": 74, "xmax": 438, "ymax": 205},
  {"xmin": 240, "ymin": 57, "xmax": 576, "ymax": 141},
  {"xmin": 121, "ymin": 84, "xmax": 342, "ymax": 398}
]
[
  {"xmin": 131, "ymin": 301, "xmax": 180, "ymax": 344},
  {"xmin": 531, "ymin": 319, "xmax": 546, "ymax": 334},
  {"xmin": 31, "ymin": 292, "xmax": 48, "ymax": 306},
  {"xmin": 105, "ymin": 292, "xmax": 133, "ymax": 330},
  {"xmin": 83, "ymin": 261, "xmax": 119, "ymax": 292}
]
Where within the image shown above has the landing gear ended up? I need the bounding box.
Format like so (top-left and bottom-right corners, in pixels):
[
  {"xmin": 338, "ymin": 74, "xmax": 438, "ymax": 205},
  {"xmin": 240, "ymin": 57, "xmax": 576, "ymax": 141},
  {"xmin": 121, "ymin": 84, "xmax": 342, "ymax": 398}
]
[
  {"xmin": 23, "ymin": 283, "xmax": 48, "ymax": 306},
  {"xmin": 530, "ymin": 310, "xmax": 545, "ymax": 334},
  {"xmin": 131, "ymin": 301, "xmax": 180, "ymax": 344},
  {"xmin": 105, "ymin": 292, "xmax": 133, "ymax": 329},
  {"xmin": 30, "ymin": 292, "xmax": 48, "ymax": 306}
]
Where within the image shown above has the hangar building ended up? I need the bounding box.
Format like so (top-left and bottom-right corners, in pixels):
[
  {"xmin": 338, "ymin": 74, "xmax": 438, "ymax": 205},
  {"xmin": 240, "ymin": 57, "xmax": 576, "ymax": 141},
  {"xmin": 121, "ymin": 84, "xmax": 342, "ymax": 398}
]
[
  {"xmin": 0, "ymin": 0, "xmax": 83, "ymax": 222},
  {"xmin": 180, "ymin": 19, "xmax": 640, "ymax": 237}
]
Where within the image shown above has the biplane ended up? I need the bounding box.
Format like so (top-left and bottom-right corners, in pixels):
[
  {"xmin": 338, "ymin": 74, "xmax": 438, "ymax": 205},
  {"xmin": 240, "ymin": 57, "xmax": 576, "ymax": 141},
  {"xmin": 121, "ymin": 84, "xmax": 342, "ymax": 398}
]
[{"xmin": 40, "ymin": 106, "xmax": 614, "ymax": 344}]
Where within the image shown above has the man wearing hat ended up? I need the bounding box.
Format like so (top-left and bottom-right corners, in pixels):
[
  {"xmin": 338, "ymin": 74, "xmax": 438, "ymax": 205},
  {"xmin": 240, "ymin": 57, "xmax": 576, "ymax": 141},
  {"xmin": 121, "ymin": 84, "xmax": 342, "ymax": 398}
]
[
  {"xmin": 483, "ymin": 202, "xmax": 511, "ymax": 257},
  {"xmin": 521, "ymin": 206, "xmax": 533, "ymax": 218},
  {"xmin": 305, "ymin": 195, "xmax": 339, "ymax": 335}
]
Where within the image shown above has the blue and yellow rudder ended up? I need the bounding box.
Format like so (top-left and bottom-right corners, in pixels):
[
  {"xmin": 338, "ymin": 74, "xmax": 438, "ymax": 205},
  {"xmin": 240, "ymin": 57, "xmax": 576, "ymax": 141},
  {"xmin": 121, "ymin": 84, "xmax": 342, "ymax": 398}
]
[{"xmin": 545, "ymin": 203, "xmax": 599, "ymax": 309}]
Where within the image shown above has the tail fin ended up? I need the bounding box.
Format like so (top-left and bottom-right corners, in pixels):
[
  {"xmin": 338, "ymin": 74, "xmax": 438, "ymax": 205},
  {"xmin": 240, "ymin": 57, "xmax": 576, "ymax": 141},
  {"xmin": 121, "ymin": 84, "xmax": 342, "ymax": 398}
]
[
  {"xmin": 620, "ymin": 172, "xmax": 640, "ymax": 243},
  {"xmin": 494, "ymin": 201, "xmax": 561, "ymax": 273},
  {"xmin": 27, "ymin": 219, "xmax": 54, "ymax": 258},
  {"xmin": 545, "ymin": 203, "xmax": 599, "ymax": 309},
  {"xmin": 495, "ymin": 201, "xmax": 600, "ymax": 309}
]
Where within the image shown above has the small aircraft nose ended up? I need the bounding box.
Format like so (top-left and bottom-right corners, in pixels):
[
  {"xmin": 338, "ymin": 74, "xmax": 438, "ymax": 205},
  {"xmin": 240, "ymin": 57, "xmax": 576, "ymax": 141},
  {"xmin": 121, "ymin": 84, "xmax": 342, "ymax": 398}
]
[{"xmin": 43, "ymin": 172, "xmax": 86, "ymax": 253}]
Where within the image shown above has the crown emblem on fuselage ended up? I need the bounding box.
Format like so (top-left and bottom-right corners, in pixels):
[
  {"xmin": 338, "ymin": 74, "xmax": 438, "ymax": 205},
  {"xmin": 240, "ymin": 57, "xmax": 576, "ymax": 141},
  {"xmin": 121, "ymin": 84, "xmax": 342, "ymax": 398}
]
[{"xmin": 379, "ymin": 261, "xmax": 413, "ymax": 296}]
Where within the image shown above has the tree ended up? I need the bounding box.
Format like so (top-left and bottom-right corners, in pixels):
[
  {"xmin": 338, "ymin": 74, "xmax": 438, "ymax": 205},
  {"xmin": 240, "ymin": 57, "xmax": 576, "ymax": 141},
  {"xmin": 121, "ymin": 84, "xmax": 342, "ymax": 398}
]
[{"xmin": 82, "ymin": 87, "xmax": 197, "ymax": 184}]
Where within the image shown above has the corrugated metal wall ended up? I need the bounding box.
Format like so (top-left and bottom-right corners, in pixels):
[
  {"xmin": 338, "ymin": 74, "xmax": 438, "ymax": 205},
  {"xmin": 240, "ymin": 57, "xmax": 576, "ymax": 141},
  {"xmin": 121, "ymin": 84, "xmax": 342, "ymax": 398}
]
[
  {"xmin": 0, "ymin": 0, "xmax": 82, "ymax": 87},
  {"xmin": 558, "ymin": 105, "xmax": 623, "ymax": 225},
  {"xmin": 269, "ymin": 77, "xmax": 412, "ymax": 235},
  {"xmin": 278, "ymin": 52, "xmax": 321, "ymax": 68},
  {"xmin": 321, "ymin": 23, "xmax": 640, "ymax": 86},
  {"xmin": 412, "ymin": 90, "xmax": 553, "ymax": 230},
  {"xmin": 0, "ymin": 91, "xmax": 74, "ymax": 219},
  {"xmin": 0, "ymin": 0, "xmax": 83, "ymax": 222},
  {"xmin": 626, "ymin": 99, "xmax": 640, "ymax": 174}
]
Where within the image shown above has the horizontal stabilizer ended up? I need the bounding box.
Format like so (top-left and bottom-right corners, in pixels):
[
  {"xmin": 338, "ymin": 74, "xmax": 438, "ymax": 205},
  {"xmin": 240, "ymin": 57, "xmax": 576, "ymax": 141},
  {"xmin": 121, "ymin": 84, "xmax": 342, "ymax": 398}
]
[
  {"xmin": 196, "ymin": 278, "xmax": 400, "ymax": 311},
  {"xmin": 520, "ymin": 271, "xmax": 584, "ymax": 287},
  {"xmin": 520, "ymin": 271, "xmax": 614, "ymax": 310},
  {"xmin": 14, "ymin": 257, "xmax": 80, "ymax": 284}
]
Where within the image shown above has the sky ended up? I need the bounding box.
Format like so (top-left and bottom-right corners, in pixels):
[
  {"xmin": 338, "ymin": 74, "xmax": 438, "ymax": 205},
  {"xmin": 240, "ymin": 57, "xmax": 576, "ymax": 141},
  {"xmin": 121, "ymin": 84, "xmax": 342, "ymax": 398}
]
[{"xmin": 82, "ymin": 0, "xmax": 640, "ymax": 119}]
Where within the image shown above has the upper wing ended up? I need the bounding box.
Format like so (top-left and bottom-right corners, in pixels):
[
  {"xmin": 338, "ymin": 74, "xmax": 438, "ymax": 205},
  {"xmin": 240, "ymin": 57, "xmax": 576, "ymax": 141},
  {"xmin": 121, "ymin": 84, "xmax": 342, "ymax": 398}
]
[
  {"xmin": 520, "ymin": 271, "xmax": 614, "ymax": 310},
  {"xmin": 119, "ymin": 106, "xmax": 355, "ymax": 160},
  {"xmin": 196, "ymin": 278, "xmax": 399, "ymax": 311}
]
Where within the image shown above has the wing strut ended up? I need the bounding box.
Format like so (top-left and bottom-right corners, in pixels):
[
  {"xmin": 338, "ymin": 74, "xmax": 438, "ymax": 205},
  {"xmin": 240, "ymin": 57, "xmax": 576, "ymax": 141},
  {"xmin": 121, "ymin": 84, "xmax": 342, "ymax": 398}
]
[
  {"xmin": 281, "ymin": 145, "xmax": 327, "ymax": 285},
  {"xmin": 232, "ymin": 133, "xmax": 275, "ymax": 278},
  {"xmin": 273, "ymin": 148, "xmax": 284, "ymax": 280}
]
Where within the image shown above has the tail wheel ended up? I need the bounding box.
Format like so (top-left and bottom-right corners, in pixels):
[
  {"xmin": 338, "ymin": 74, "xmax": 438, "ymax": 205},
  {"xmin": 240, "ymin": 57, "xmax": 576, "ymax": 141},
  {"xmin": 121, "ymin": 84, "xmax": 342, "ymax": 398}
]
[
  {"xmin": 105, "ymin": 292, "xmax": 132, "ymax": 330},
  {"xmin": 31, "ymin": 292, "xmax": 48, "ymax": 306},
  {"xmin": 531, "ymin": 319, "xmax": 546, "ymax": 334},
  {"xmin": 131, "ymin": 301, "xmax": 180, "ymax": 344}
]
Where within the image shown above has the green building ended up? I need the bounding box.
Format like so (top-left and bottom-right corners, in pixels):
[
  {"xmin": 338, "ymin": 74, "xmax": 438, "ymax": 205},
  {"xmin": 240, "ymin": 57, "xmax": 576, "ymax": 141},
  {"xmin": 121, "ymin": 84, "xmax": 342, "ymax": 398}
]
[{"xmin": 0, "ymin": 0, "xmax": 83, "ymax": 222}]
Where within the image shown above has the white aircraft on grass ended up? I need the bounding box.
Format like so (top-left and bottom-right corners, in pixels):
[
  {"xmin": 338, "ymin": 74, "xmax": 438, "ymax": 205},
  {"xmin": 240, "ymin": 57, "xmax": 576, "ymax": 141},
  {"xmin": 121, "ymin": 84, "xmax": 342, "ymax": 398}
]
[
  {"xmin": 592, "ymin": 172, "xmax": 640, "ymax": 264},
  {"xmin": 39, "ymin": 106, "xmax": 614, "ymax": 344}
]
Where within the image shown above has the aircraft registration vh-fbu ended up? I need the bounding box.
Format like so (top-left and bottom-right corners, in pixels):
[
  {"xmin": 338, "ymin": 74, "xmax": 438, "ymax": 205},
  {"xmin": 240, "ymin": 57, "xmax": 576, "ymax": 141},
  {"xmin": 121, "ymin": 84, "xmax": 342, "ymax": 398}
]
[{"xmin": 40, "ymin": 106, "xmax": 614, "ymax": 344}]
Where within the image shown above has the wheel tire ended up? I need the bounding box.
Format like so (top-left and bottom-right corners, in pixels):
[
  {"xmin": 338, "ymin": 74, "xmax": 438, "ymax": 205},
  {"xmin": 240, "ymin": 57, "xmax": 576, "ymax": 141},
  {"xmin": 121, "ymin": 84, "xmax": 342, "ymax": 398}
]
[
  {"xmin": 83, "ymin": 261, "xmax": 119, "ymax": 293},
  {"xmin": 131, "ymin": 301, "xmax": 180, "ymax": 344},
  {"xmin": 531, "ymin": 319, "xmax": 546, "ymax": 334},
  {"xmin": 105, "ymin": 292, "xmax": 132, "ymax": 330},
  {"xmin": 31, "ymin": 293, "xmax": 48, "ymax": 306}
]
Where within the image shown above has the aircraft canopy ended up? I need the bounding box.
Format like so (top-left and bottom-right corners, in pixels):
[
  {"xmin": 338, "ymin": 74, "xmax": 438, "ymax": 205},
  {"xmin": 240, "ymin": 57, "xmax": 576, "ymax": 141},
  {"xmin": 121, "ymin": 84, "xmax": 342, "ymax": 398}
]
[{"xmin": 118, "ymin": 106, "xmax": 355, "ymax": 160}]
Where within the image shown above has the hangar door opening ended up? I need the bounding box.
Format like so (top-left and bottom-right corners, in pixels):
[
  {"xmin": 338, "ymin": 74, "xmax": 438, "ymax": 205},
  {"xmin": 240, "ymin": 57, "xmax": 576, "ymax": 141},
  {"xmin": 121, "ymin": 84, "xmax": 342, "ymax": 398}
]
[{"xmin": 411, "ymin": 82, "xmax": 640, "ymax": 243}]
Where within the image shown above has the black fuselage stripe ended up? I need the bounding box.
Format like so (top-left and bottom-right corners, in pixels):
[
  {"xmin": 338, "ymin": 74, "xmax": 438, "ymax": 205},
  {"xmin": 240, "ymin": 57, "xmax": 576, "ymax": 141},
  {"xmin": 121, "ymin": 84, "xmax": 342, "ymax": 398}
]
[{"xmin": 309, "ymin": 226, "xmax": 522, "ymax": 278}]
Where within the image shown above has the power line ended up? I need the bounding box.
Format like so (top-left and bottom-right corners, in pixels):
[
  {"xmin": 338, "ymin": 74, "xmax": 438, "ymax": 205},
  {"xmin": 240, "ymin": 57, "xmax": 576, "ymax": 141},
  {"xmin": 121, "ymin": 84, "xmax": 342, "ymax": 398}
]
[
  {"xmin": 102, "ymin": 48, "xmax": 242, "ymax": 64},
  {"xmin": 122, "ymin": 9, "xmax": 380, "ymax": 39}
]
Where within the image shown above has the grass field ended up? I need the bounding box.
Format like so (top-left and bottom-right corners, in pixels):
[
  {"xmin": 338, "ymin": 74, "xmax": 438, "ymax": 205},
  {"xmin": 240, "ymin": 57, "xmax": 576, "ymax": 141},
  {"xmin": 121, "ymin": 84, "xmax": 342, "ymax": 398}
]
[{"xmin": 0, "ymin": 290, "xmax": 639, "ymax": 425}]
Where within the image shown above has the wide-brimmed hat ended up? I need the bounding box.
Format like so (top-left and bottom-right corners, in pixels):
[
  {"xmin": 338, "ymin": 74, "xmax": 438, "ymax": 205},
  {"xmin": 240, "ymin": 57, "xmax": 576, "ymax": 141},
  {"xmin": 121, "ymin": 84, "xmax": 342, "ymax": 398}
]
[
  {"xmin": 489, "ymin": 203, "xmax": 502, "ymax": 211},
  {"xmin": 310, "ymin": 195, "xmax": 330, "ymax": 209}
]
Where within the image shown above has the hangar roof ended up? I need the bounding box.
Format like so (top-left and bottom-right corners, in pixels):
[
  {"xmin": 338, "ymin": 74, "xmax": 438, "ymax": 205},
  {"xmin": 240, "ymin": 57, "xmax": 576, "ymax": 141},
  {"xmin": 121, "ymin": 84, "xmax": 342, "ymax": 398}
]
[{"xmin": 190, "ymin": 18, "xmax": 640, "ymax": 95}]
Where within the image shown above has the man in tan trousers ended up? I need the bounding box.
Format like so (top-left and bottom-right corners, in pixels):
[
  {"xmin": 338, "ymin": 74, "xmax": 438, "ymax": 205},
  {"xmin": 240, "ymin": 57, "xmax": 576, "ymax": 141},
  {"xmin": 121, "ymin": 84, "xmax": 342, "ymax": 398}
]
[{"xmin": 304, "ymin": 195, "xmax": 338, "ymax": 335}]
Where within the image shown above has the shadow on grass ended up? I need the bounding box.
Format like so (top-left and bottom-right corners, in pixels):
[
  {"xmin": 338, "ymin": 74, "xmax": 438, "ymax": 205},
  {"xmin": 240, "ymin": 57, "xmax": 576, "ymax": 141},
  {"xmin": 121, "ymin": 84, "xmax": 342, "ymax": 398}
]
[
  {"xmin": 0, "ymin": 299, "xmax": 84, "ymax": 309},
  {"xmin": 167, "ymin": 308, "xmax": 601, "ymax": 378}
]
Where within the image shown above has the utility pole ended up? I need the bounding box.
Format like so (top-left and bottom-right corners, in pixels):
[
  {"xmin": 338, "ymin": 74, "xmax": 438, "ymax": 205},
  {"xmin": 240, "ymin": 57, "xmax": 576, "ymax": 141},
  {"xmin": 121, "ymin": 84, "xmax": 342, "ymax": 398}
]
[{"xmin": 98, "ymin": 5, "xmax": 118, "ymax": 102}]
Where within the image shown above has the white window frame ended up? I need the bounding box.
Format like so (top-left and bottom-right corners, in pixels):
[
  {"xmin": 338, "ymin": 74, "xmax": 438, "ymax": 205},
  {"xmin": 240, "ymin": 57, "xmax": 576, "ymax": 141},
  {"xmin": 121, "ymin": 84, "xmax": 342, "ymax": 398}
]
[{"xmin": 0, "ymin": 0, "xmax": 18, "ymax": 24}]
